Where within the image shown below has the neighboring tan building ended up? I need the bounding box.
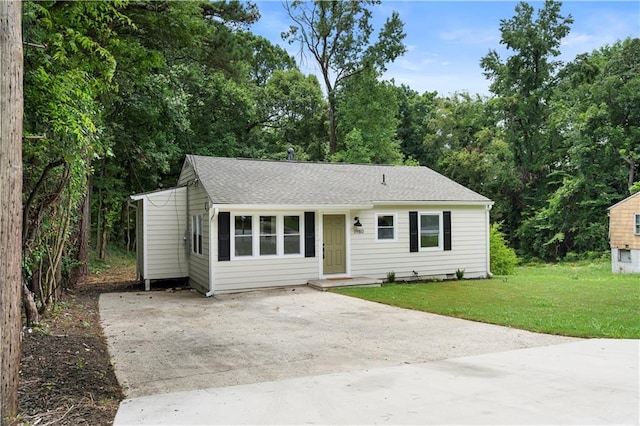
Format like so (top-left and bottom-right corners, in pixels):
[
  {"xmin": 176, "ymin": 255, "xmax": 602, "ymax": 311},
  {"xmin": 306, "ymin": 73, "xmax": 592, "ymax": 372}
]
[{"xmin": 608, "ymin": 191, "xmax": 640, "ymax": 273}]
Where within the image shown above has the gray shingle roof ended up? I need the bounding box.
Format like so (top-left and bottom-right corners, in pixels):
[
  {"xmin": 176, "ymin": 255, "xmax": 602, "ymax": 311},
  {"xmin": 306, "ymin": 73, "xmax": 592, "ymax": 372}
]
[{"xmin": 187, "ymin": 155, "xmax": 492, "ymax": 206}]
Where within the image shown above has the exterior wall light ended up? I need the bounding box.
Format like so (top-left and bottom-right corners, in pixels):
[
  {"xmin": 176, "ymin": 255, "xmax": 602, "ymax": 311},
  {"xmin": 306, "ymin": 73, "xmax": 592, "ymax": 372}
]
[{"xmin": 353, "ymin": 217, "xmax": 364, "ymax": 234}]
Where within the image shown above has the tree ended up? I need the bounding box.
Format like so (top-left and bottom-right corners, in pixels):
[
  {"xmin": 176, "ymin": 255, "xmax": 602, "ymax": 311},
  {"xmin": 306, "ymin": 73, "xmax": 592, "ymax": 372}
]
[
  {"xmin": 249, "ymin": 69, "xmax": 328, "ymax": 160},
  {"xmin": 22, "ymin": 0, "xmax": 128, "ymax": 309},
  {"xmin": 517, "ymin": 38, "xmax": 640, "ymax": 259},
  {"xmin": 423, "ymin": 93, "xmax": 519, "ymax": 225},
  {"xmin": 480, "ymin": 0, "xmax": 573, "ymax": 248},
  {"xmin": 333, "ymin": 70, "xmax": 402, "ymax": 164},
  {"xmin": 1, "ymin": 1, "xmax": 23, "ymax": 422},
  {"xmin": 394, "ymin": 85, "xmax": 437, "ymax": 166},
  {"xmin": 282, "ymin": 0, "xmax": 406, "ymax": 154}
]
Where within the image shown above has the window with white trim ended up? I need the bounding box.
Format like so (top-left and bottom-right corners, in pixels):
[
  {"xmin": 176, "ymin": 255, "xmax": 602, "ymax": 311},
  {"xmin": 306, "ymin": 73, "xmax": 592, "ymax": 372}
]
[
  {"xmin": 376, "ymin": 214, "xmax": 396, "ymax": 241},
  {"xmin": 260, "ymin": 216, "xmax": 277, "ymax": 255},
  {"xmin": 232, "ymin": 214, "xmax": 303, "ymax": 258},
  {"xmin": 192, "ymin": 215, "xmax": 203, "ymax": 255},
  {"xmin": 234, "ymin": 215, "xmax": 253, "ymax": 256},
  {"xmin": 283, "ymin": 215, "xmax": 301, "ymax": 254},
  {"xmin": 419, "ymin": 212, "xmax": 442, "ymax": 250},
  {"xmin": 635, "ymin": 214, "xmax": 640, "ymax": 235}
]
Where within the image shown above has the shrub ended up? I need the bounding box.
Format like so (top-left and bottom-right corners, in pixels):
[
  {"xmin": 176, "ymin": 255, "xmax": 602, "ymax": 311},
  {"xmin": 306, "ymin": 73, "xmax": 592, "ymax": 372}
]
[
  {"xmin": 386, "ymin": 271, "xmax": 396, "ymax": 283},
  {"xmin": 455, "ymin": 268, "xmax": 465, "ymax": 280},
  {"xmin": 490, "ymin": 223, "xmax": 518, "ymax": 275}
]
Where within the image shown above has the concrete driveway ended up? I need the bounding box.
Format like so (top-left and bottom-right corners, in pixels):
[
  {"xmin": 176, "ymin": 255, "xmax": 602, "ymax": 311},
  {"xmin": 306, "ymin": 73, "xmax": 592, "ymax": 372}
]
[{"xmin": 99, "ymin": 286, "xmax": 578, "ymax": 399}]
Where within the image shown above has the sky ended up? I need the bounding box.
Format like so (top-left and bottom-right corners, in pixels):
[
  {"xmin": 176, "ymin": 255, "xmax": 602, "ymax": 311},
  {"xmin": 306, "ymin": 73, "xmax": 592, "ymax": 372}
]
[{"xmin": 250, "ymin": 1, "xmax": 640, "ymax": 96}]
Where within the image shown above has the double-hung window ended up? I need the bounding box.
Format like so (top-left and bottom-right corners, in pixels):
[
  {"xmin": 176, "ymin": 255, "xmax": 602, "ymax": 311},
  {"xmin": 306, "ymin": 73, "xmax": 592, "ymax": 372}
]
[
  {"xmin": 635, "ymin": 214, "xmax": 640, "ymax": 235},
  {"xmin": 283, "ymin": 215, "xmax": 301, "ymax": 254},
  {"xmin": 419, "ymin": 212, "xmax": 442, "ymax": 250},
  {"xmin": 234, "ymin": 216, "xmax": 253, "ymax": 256},
  {"xmin": 260, "ymin": 216, "xmax": 277, "ymax": 255},
  {"xmin": 376, "ymin": 214, "xmax": 396, "ymax": 241},
  {"xmin": 192, "ymin": 215, "xmax": 203, "ymax": 255}
]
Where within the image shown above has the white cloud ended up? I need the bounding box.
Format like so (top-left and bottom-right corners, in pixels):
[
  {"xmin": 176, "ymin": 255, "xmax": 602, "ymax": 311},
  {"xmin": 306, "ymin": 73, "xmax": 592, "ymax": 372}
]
[
  {"xmin": 383, "ymin": 67, "xmax": 490, "ymax": 97},
  {"xmin": 438, "ymin": 27, "xmax": 500, "ymax": 45}
]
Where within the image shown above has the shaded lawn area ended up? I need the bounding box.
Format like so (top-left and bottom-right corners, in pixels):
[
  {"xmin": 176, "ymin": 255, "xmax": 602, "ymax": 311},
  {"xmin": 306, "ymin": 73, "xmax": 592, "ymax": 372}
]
[{"xmin": 335, "ymin": 261, "xmax": 640, "ymax": 338}]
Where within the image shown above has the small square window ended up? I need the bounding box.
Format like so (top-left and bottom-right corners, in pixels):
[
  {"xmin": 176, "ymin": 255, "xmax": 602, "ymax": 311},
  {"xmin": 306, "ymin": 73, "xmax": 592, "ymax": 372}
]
[{"xmin": 376, "ymin": 214, "xmax": 396, "ymax": 241}]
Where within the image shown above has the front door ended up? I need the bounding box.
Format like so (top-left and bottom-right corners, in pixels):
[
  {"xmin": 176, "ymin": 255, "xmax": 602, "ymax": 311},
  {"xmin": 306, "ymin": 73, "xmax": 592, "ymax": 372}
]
[{"xmin": 323, "ymin": 215, "xmax": 346, "ymax": 274}]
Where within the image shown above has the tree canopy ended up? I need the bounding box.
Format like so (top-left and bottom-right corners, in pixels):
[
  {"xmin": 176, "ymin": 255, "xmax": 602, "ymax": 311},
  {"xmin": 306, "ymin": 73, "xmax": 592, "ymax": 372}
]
[{"xmin": 15, "ymin": 0, "xmax": 640, "ymax": 317}]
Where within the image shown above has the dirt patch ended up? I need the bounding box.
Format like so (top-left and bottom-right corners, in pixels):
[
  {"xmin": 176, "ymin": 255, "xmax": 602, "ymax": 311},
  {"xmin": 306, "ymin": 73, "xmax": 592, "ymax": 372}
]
[{"xmin": 17, "ymin": 266, "xmax": 139, "ymax": 425}]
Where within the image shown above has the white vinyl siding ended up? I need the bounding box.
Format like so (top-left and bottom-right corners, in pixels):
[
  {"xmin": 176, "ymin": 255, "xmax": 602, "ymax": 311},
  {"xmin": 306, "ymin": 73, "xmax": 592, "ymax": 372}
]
[
  {"xmin": 350, "ymin": 205, "xmax": 489, "ymax": 280},
  {"xmin": 187, "ymin": 186, "xmax": 210, "ymax": 292},
  {"xmin": 135, "ymin": 200, "xmax": 144, "ymax": 280},
  {"xmin": 138, "ymin": 187, "xmax": 188, "ymax": 280},
  {"xmin": 177, "ymin": 160, "xmax": 211, "ymax": 292}
]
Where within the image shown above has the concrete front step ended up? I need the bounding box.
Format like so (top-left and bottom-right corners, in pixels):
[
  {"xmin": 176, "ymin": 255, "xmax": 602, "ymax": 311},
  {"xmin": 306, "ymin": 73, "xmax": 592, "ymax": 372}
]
[{"xmin": 308, "ymin": 276, "xmax": 383, "ymax": 291}]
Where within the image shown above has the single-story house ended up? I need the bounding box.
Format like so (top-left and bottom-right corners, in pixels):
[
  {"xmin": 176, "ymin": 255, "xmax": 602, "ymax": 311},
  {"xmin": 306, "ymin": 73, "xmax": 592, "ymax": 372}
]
[
  {"xmin": 608, "ymin": 191, "xmax": 640, "ymax": 273},
  {"xmin": 131, "ymin": 155, "xmax": 494, "ymax": 295}
]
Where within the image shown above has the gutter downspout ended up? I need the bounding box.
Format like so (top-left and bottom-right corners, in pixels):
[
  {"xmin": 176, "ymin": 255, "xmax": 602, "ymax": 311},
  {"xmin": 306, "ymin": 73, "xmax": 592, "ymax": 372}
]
[
  {"xmin": 486, "ymin": 203, "xmax": 493, "ymax": 278},
  {"xmin": 205, "ymin": 206, "xmax": 218, "ymax": 297}
]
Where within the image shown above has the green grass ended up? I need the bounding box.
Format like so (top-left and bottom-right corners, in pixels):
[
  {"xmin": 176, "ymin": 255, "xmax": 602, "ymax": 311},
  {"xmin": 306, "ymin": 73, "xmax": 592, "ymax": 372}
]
[
  {"xmin": 88, "ymin": 246, "xmax": 136, "ymax": 275},
  {"xmin": 335, "ymin": 261, "xmax": 640, "ymax": 338}
]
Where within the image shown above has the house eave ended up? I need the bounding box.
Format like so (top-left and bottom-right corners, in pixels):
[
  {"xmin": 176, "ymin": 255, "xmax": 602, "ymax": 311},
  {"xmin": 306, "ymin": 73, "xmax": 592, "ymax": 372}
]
[
  {"xmin": 130, "ymin": 186, "xmax": 185, "ymax": 201},
  {"xmin": 372, "ymin": 200, "xmax": 494, "ymax": 207},
  {"xmin": 209, "ymin": 203, "xmax": 374, "ymax": 211},
  {"xmin": 208, "ymin": 200, "xmax": 493, "ymax": 211}
]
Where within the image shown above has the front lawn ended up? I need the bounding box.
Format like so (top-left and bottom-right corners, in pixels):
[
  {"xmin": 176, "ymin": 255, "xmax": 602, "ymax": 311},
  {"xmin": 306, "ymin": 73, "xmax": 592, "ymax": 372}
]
[{"xmin": 335, "ymin": 261, "xmax": 640, "ymax": 338}]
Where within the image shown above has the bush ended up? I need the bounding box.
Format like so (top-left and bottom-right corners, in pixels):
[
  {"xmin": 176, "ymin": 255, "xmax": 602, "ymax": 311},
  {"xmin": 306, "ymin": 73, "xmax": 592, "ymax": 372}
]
[
  {"xmin": 490, "ymin": 223, "xmax": 518, "ymax": 275},
  {"xmin": 386, "ymin": 271, "xmax": 396, "ymax": 283}
]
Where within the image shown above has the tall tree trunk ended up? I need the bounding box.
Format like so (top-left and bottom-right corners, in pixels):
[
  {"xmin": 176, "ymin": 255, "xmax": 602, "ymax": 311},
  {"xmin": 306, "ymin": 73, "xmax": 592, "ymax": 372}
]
[
  {"xmin": 327, "ymin": 94, "xmax": 338, "ymax": 155},
  {"xmin": 99, "ymin": 206, "xmax": 108, "ymax": 260},
  {"xmin": 0, "ymin": 1, "xmax": 23, "ymax": 423},
  {"xmin": 72, "ymin": 179, "xmax": 91, "ymax": 282}
]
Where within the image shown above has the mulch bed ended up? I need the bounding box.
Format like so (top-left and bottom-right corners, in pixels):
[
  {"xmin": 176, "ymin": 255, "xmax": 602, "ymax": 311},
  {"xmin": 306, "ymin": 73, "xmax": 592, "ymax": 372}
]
[{"xmin": 18, "ymin": 275, "xmax": 140, "ymax": 426}]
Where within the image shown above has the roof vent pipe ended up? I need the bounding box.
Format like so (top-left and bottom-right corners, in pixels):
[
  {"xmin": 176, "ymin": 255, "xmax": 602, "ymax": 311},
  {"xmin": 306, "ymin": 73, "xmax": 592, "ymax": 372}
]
[
  {"xmin": 382, "ymin": 173, "xmax": 386, "ymax": 185},
  {"xmin": 287, "ymin": 147, "xmax": 294, "ymax": 161}
]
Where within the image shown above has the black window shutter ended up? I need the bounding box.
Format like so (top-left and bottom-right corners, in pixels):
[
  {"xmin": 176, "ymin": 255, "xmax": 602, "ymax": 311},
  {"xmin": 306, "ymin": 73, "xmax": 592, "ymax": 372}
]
[
  {"xmin": 409, "ymin": 211, "xmax": 418, "ymax": 253},
  {"xmin": 304, "ymin": 212, "xmax": 315, "ymax": 258},
  {"xmin": 218, "ymin": 212, "xmax": 230, "ymax": 261},
  {"xmin": 443, "ymin": 211, "xmax": 452, "ymax": 251}
]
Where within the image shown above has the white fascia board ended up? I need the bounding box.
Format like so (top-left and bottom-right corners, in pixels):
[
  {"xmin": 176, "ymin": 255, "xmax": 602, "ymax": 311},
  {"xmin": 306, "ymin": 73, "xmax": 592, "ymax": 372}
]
[
  {"xmin": 130, "ymin": 186, "xmax": 186, "ymax": 201},
  {"xmin": 372, "ymin": 200, "xmax": 494, "ymax": 207},
  {"xmin": 210, "ymin": 203, "xmax": 374, "ymax": 211}
]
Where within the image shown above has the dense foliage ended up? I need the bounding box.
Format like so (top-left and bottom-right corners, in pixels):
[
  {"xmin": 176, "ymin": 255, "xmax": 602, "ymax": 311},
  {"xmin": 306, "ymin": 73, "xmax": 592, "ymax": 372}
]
[
  {"xmin": 20, "ymin": 0, "xmax": 639, "ymax": 310},
  {"xmin": 490, "ymin": 224, "xmax": 519, "ymax": 275}
]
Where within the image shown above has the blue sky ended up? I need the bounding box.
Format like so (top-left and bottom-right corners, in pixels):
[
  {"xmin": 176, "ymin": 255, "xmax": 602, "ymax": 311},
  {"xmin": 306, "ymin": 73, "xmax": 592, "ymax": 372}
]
[{"xmin": 250, "ymin": 1, "xmax": 640, "ymax": 96}]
